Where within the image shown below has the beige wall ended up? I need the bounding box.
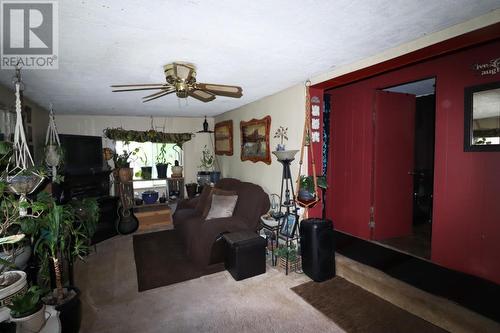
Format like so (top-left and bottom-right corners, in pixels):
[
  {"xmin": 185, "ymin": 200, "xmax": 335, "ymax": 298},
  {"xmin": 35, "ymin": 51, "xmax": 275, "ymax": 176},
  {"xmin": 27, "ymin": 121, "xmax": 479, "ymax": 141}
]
[
  {"xmin": 0, "ymin": 84, "xmax": 49, "ymax": 164},
  {"xmin": 55, "ymin": 114, "xmax": 213, "ymax": 184},
  {"xmin": 215, "ymin": 84, "xmax": 306, "ymax": 196}
]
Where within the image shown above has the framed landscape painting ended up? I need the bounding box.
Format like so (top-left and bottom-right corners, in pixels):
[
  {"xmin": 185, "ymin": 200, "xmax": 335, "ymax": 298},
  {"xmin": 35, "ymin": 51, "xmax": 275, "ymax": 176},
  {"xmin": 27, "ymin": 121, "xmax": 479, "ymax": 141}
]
[
  {"xmin": 214, "ymin": 120, "xmax": 233, "ymax": 156},
  {"xmin": 240, "ymin": 116, "xmax": 271, "ymax": 164}
]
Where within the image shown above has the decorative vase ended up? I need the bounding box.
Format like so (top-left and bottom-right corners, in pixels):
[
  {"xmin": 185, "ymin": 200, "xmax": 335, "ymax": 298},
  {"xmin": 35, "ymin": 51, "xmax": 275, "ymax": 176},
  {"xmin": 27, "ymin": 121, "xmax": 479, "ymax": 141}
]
[
  {"xmin": 142, "ymin": 190, "xmax": 159, "ymax": 204},
  {"xmin": 141, "ymin": 166, "xmax": 152, "ymax": 180},
  {"xmin": 118, "ymin": 168, "xmax": 133, "ymax": 182},
  {"xmin": 171, "ymin": 165, "xmax": 183, "ymax": 178},
  {"xmin": 156, "ymin": 164, "xmax": 168, "ymax": 179},
  {"xmin": 11, "ymin": 304, "xmax": 46, "ymax": 333},
  {"xmin": 276, "ymin": 144, "xmax": 286, "ymax": 151}
]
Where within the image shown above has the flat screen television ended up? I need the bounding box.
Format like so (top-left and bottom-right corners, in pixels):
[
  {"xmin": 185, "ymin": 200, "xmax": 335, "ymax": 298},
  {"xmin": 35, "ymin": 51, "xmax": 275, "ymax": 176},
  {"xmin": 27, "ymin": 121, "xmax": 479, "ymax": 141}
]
[{"xmin": 59, "ymin": 134, "xmax": 104, "ymax": 174}]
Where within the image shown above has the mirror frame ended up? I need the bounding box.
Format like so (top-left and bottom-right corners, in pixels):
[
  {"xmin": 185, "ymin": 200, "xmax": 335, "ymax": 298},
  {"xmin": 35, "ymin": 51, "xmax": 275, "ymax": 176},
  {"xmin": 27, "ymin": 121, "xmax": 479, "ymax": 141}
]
[{"xmin": 464, "ymin": 81, "xmax": 500, "ymax": 152}]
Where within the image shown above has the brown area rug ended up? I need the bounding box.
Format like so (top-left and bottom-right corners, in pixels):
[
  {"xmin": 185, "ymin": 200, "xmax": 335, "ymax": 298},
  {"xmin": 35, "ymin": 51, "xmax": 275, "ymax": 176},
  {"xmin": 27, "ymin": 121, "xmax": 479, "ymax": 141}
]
[
  {"xmin": 133, "ymin": 229, "xmax": 224, "ymax": 292},
  {"xmin": 292, "ymin": 277, "xmax": 448, "ymax": 333}
]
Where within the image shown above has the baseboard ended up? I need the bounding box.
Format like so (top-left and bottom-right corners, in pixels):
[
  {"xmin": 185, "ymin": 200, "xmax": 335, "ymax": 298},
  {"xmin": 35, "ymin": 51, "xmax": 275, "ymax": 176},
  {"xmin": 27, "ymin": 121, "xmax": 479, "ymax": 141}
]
[{"xmin": 336, "ymin": 254, "xmax": 500, "ymax": 333}]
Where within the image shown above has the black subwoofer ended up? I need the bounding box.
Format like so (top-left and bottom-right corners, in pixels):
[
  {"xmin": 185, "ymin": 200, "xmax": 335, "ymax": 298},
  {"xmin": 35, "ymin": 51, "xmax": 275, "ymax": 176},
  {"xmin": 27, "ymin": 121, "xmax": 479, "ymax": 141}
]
[{"xmin": 300, "ymin": 218, "xmax": 335, "ymax": 282}]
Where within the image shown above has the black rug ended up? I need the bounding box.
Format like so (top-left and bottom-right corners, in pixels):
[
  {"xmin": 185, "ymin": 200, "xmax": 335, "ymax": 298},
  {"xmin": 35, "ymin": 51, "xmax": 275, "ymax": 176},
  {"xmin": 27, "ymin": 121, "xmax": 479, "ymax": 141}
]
[
  {"xmin": 292, "ymin": 277, "xmax": 448, "ymax": 333},
  {"xmin": 133, "ymin": 229, "xmax": 224, "ymax": 292}
]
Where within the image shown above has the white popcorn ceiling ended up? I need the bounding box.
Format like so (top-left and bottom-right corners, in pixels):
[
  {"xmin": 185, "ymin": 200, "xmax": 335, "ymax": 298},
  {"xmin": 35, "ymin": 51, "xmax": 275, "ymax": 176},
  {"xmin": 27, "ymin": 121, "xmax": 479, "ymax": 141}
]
[{"xmin": 0, "ymin": 0, "xmax": 499, "ymax": 117}]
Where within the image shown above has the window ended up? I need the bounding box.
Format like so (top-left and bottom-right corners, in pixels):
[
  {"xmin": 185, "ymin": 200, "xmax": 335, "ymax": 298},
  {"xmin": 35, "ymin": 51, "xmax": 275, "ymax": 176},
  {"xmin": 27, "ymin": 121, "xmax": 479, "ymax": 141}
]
[{"xmin": 115, "ymin": 141, "xmax": 180, "ymax": 189}]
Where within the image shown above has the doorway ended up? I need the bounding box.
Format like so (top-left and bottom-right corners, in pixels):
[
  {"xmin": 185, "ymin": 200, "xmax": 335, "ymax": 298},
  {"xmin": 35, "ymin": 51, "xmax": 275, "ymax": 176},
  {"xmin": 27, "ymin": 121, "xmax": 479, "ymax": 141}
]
[{"xmin": 374, "ymin": 78, "xmax": 436, "ymax": 259}]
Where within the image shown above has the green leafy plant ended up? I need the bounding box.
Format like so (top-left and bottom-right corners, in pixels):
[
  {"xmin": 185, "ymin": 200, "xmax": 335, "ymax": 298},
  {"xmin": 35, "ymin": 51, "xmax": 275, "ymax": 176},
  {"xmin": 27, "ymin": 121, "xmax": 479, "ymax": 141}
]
[
  {"xmin": 113, "ymin": 148, "xmax": 139, "ymax": 168},
  {"xmin": 155, "ymin": 144, "xmax": 170, "ymax": 165},
  {"xmin": 275, "ymin": 243, "xmax": 298, "ymax": 262},
  {"xmin": 34, "ymin": 195, "xmax": 96, "ymax": 304},
  {"xmin": 199, "ymin": 145, "xmax": 214, "ymax": 171},
  {"xmin": 298, "ymin": 175, "xmax": 328, "ymax": 193},
  {"xmin": 7, "ymin": 285, "xmax": 45, "ymax": 318},
  {"xmin": 139, "ymin": 151, "xmax": 149, "ymax": 166}
]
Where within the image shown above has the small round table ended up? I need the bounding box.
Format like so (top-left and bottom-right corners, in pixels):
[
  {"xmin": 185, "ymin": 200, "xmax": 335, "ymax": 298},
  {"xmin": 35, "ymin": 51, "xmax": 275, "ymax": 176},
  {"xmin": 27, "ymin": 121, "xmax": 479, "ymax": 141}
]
[{"xmin": 260, "ymin": 214, "xmax": 281, "ymax": 265}]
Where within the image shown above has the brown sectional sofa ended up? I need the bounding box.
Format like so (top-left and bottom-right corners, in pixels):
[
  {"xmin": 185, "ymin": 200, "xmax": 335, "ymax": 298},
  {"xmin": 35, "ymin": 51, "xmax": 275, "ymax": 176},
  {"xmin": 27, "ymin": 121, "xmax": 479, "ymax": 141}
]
[{"xmin": 173, "ymin": 178, "xmax": 270, "ymax": 269}]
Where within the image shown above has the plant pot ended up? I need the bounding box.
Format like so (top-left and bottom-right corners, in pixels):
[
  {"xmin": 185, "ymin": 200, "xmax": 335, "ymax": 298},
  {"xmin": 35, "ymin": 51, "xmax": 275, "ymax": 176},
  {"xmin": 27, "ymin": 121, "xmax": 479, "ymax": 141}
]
[
  {"xmin": 0, "ymin": 271, "xmax": 27, "ymax": 309},
  {"xmin": 142, "ymin": 190, "xmax": 159, "ymax": 204},
  {"xmin": 278, "ymin": 256, "xmax": 301, "ymax": 273},
  {"xmin": 197, "ymin": 171, "xmax": 211, "ymax": 186},
  {"xmin": 171, "ymin": 165, "xmax": 183, "ymax": 178},
  {"xmin": 53, "ymin": 287, "xmax": 82, "ymax": 333},
  {"xmin": 141, "ymin": 166, "xmax": 152, "ymax": 180},
  {"xmin": 156, "ymin": 164, "xmax": 168, "ymax": 179},
  {"xmin": 185, "ymin": 183, "xmax": 198, "ymax": 199},
  {"xmin": 298, "ymin": 189, "xmax": 316, "ymax": 203},
  {"xmin": 210, "ymin": 171, "xmax": 221, "ymax": 184},
  {"xmin": 45, "ymin": 144, "xmax": 60, "ymax": 167},
  {"xmin": 118, "ymin": 167, "xmax": 133, "ymax": 182},
  {"xmin": 0, "ymin": 244, "xmax": 31, "ymax": 271},
  {"xmin": 11, "ymin": 304, "xmax": 46, "ymax": 333}
]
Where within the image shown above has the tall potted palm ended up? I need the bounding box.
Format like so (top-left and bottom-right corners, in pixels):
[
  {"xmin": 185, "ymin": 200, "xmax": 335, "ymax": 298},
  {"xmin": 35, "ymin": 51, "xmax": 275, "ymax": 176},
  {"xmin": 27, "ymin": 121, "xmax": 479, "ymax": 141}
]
[{"xmin": 34, "ymin": 194, "xmax": 97, "ymax": 333}]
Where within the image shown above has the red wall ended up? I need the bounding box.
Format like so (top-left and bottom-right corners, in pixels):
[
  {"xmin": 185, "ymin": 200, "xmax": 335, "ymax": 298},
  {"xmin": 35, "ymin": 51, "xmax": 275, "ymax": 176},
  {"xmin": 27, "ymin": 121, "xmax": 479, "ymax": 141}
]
[{"xmin": 326, "ymin": 40, "xmax": 500, "ymax": 284}]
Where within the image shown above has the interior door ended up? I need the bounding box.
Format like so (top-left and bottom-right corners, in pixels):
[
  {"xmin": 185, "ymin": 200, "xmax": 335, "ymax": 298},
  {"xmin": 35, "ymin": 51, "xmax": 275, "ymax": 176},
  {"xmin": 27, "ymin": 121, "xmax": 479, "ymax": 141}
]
[{"xmin": 373, "ymin": 90, "xmax": 416, "ymax": 240}]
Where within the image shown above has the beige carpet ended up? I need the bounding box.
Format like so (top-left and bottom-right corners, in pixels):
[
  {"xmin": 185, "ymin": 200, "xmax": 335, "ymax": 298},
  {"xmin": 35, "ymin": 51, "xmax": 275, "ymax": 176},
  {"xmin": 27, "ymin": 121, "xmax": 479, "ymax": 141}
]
[{"xmin": 75, "ymin": 231, "xmax": 344, "ymax": 333}]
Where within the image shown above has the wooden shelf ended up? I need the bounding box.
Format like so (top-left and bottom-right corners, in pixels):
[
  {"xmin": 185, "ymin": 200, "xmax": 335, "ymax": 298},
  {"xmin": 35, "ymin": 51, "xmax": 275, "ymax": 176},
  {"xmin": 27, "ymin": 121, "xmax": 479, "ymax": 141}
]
[{"xmin": 133, "ymin": 202, "xmax": 170, "ymax": 209}]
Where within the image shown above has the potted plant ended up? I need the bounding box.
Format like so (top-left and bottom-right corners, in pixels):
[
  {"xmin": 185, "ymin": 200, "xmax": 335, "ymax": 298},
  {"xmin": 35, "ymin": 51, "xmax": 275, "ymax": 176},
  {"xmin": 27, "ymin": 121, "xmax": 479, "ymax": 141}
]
[
  {"xmin": 8, "ymin": 285, "xmax": 46, "ymax": 333},
  {"xmin": 185, "ymin": 183, "xmax": 198, "ymax": 199},
  {"xmin": 34, "ymin": 194, "xmax": 97, "ymax": 333},
  {"xmin": 274, "ymin": 126, "xmax": 288, "ymax": 151},
  {"xmin": 155, "ymin": 144, "xmax": 171, "ymax": 179},
  {"xmin": 139, "ymin": 151, "xmax": 152, "ymax": 180},
  {"xmin": 275, "ymin": 243, "xmax": 301, "ymax": 273},
  {"xmin": 197, "ymin": 145, "xmax": 214, "ymax": 186},
  {"xmin": 171, "ymin": 160, "xmax": 183, "ymax": 178},
  {"xmin": 113, "ymin": 148, "xmax": 138, "ymax": 182},
  {"xmin": 297, "ymin": 175, "xmax": 328, "ymax": 203}
]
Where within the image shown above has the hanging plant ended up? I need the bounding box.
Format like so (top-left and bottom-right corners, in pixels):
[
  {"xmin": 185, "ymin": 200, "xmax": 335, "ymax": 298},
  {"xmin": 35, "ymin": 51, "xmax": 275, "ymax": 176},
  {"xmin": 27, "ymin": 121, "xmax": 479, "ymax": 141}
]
[{"xmin": 103, "ymin": 127, "xmax": 193, "ymax": 145}]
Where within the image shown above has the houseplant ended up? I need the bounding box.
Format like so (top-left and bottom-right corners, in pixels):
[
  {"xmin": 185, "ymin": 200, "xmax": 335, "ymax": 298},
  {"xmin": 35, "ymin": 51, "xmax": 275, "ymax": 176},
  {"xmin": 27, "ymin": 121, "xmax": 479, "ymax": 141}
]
[
  {"xmin": 297, "ymin": 175, "xmax": 328, "ymax": 202},
  {"xmin": 113, "ymin": 148, "xmax": 138, "ymax": 182},
  {"xmin": 8, "ymin": 285, "xmax": 46, "ymax": 332},
  {"xmin": 197, "ymin": 145, "xmax": 214, "ymax": 186},
  {"xmin": 34, "ymin": 193, "xmax": 97, "ymax": 333},
  {"xmin": 139, "ymin": 151, "xmax": 152, "ymax": 180},
  {"xmin": 155, "ymin": 144, "xmax": 171, "ymax": 179},
  {"xmin": 275, "ymin": 243, "xmax": 301, "ymax": 273},
  {"xmin": 274, "ymin": 126, "xmax": 288, "ymax": 151}
]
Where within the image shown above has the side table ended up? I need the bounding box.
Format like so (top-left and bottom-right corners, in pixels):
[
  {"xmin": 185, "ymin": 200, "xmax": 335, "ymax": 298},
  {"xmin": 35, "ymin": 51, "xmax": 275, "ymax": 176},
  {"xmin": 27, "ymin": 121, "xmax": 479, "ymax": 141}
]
[{"xmin": 260, "ymin": 214, "xmax": 280, "ymax": 266}]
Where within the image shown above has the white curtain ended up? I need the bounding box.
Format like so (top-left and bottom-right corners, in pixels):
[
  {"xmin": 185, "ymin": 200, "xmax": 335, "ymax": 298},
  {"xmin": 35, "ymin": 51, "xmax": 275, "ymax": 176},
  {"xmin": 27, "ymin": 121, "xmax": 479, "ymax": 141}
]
[{"xmin": 0, "ymin": 107, "xmax": 15, "ymax": 141}]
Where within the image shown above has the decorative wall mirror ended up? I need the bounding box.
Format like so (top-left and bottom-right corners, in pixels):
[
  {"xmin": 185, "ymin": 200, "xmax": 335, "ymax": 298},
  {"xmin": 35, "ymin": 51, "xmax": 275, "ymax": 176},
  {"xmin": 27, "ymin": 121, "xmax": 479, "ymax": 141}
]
[{"xmin": 464, "ymin": 81, "xmax": 500, "ymax": 152}]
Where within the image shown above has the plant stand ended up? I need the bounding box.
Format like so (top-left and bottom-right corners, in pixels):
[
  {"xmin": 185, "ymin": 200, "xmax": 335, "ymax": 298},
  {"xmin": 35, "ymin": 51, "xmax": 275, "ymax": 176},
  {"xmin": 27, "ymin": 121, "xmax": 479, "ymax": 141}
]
[
  {"xmin": 272, "ymin": 150, "xmax": 300, "ymax": 275},
  {"xmin": 278, "ymin": 256, "xmax": 302, "ymax": 273}
]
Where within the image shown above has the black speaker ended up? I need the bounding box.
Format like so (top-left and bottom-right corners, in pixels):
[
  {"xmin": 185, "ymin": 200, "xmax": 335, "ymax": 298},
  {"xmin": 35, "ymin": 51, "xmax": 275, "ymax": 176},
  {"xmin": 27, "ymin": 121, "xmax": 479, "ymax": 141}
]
[{"xmin": 300, "ymin": 218, "xmax": 335, "ymax": 282}]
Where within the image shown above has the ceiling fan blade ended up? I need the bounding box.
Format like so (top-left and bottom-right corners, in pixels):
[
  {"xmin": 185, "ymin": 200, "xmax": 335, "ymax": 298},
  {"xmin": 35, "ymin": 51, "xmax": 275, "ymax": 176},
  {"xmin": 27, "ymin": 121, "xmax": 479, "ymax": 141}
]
[
  {"xmin": 189, "ymin": 89, "xmax": 216, "ymax": 103},
  {"xmin": 142, "ymin": 90, "xmax": 175, "ymax": 103},
  {"xmin": 111, "ymin": 84, "xmax": 166, "ymax": 88},
  {"xmin": 142, "ymin": 88, "xmax": 175, "ymax": 100},
  {"xmin": 112, "ymin": 87, "xmax": 170, "ymax": 93},
  {"xmin": 196, "ymin": 83, "xmax": 243, "ymax": 98}
]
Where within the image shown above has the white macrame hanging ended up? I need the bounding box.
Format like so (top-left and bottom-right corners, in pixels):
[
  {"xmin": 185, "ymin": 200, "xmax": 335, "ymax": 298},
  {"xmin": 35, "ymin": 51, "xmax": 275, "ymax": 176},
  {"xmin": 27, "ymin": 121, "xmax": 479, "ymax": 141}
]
[
  {"xmin": 45, "ymin": 104, "xmax": 61, "ymax": 179},
  {"xmin": 6, "ymin": 77, "xmax": 44, "ymax": 216}
]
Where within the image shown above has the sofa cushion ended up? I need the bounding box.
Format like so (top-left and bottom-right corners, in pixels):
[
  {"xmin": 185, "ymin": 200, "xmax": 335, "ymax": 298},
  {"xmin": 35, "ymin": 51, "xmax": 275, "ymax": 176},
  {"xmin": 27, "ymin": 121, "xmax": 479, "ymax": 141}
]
[{"xmin": 206, "ymin": 194, "xmax": 238, "ymax": 220}]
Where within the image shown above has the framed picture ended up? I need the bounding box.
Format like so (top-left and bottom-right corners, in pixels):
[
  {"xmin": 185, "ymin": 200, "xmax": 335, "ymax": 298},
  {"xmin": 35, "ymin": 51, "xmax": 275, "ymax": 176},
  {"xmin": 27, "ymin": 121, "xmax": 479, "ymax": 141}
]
[
  {"xmin": 214, "ymin": 120, "xmax": 233, "ymax": 156},
  {"xmin": 279, "ymin": 214, "xmax": 298, "ymax": 238},
  {"xmin": 240, "ymin": 116, "xmax": 271, "ymax": 164}
]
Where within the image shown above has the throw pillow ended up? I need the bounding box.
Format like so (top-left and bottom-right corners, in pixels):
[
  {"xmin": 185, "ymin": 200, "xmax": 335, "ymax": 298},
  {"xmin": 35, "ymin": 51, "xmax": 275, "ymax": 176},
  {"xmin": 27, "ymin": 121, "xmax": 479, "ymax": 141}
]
[
  {"xmin": 202, "ymin": 188, "xmax": 237, "ymax": 219},
  {"xmin": 205, "ymin": 194, "xmax": 238, "ymax": 220}
]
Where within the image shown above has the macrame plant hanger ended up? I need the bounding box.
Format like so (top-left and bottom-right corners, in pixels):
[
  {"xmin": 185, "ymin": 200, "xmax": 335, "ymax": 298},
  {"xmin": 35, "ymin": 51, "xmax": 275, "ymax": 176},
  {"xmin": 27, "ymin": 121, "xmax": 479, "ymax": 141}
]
[
  {"xmin": 5, "ymin": 67, "xmax": 44, "ymax": 216},
  {"xmin": 45, "ymin": 103, "xmax": 61, "ymax": 180},
  {"xmin": 295, "ymin": 80, "xmax": 320, "ymax": 216}
]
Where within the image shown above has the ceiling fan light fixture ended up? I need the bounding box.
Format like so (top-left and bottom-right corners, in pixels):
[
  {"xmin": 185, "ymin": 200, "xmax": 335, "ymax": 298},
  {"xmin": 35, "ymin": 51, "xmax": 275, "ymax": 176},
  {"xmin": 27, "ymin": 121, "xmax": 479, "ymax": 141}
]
[{"xmin": 164, "ymin": 62, "xmax": 196, "ymax": 85}]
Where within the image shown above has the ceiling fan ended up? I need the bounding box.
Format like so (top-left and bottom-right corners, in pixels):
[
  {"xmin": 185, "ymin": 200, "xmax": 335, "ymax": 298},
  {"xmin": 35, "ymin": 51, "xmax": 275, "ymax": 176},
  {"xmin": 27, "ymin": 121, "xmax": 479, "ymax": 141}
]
[{"xmin": 111, "ymin": 62, "xmax": 243, "ymax": 103}]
